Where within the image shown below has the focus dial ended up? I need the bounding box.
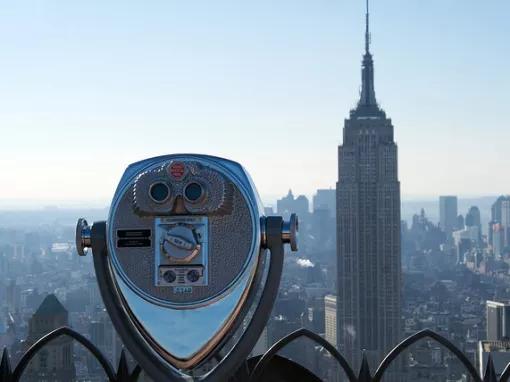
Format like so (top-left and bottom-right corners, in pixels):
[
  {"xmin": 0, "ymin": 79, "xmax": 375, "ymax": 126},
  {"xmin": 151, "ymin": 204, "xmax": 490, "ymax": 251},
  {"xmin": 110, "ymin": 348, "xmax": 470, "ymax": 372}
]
[{"xmin": 161, "ymin": 225, "xmax": 201, "ymax": 264}]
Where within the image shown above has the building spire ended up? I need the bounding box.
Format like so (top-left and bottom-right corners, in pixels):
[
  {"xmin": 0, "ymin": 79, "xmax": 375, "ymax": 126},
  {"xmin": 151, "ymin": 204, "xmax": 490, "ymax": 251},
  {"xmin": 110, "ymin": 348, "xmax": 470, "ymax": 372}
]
[
  {"xmin": 357, "ymin": 0, "xmax": 378, "ymax": 109},
  {"xmin": 365, "ymin": 0, "xmax": 370, "ymax": 54}
]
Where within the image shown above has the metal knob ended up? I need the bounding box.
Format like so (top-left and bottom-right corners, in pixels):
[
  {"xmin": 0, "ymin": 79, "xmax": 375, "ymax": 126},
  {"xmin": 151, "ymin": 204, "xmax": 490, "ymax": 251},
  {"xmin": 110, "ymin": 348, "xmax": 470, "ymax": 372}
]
[
  {"xmin": 282, "ymin": 213, "xmax": 298, "ymax": 252},
  {"xmin": 76, "ymin": 218, "xmax": 92, "ymax": 256}
]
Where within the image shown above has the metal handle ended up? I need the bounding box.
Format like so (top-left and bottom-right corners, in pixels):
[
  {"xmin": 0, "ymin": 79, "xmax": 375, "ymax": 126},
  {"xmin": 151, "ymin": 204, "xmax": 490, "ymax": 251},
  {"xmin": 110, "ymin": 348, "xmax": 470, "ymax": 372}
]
[
  {"xmin": 282, "ymin": 213, "xmax": 298, "ymax": 251},
  {"xmin": 260, "ymin": 213, "xmax": 299, "ymax": 252},
  {"xmin": 76, "ymin": 218, "xmax": 92, "ymax": 256}
]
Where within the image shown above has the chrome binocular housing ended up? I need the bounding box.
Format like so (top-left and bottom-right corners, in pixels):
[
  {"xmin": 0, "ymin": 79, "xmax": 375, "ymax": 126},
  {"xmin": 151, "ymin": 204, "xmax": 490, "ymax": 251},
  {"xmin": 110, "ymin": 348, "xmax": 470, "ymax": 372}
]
[{"xmin": 76, "ymin": 154, "xmax": 298, "ymax": 381}]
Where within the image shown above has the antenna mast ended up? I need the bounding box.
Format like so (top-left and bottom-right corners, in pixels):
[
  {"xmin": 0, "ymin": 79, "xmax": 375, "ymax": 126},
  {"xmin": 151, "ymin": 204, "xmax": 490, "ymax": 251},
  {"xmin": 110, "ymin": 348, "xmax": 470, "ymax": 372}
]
[{"xmin": 365, "ymin": 0, "xmax": 370, "ymax": 53}]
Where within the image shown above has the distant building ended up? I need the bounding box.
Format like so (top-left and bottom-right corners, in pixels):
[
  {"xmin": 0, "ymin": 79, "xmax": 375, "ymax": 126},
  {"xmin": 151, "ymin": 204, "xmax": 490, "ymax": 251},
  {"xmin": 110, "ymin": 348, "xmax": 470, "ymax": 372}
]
[
  {"xmin": 455, "ymin": 238, "xmax": 472, "ymax": 264},
  {"xmin": 487, "ymin": 301, "xmax": 510, "ymax": 341},
  {"xmin": 502, "ymin": 200, "xmax": 510, "ymax": 249},
  {"xmin": 313, "ymin": 188, "xmax": 336, "ymax": 217},
  {"xmin": 456, "ymin": 214, "xmax": 465, "ymax": 231},
  {"xmin": 465, "ymin": 206, "xmax": 482, "ymax": 243},
  {"xmin": 492, "ymin": 196, "xmax": 510, "ymax": 223},
  {"xmin": 264, "ymin": 206, "xmax": 275, "ymax": 216},
  {"xmin": 489, "ymin": 196, "xmax": 510, "ymax": 248},
  {"xmin": 307, "ymin": 297, "xmax": 326, "ymax": 334},
  {"xmin": 324, "ymin": 295, "xmax": 337, "ymax": 349},
  {"xmin": 452, "ymin": 226, "xmax": 480, "ymax": 263},
  {"xmin": 311, "ymin": 207, "xmax": 335, "ymax": 251},
  {"xmin": 493, "ymin": 223, "xmax": 505, "ymax": 257},
  {"xmin": 24, "ymin": 294, "xmax": 76, "ymax": 382},
  {"xmin": 466, "ymin": 206, "xmax": 481, "ymax": 228},
  {"xmin": 87, "ymin": 321, "xmax": 105, "ymax": 375},
  {"xmin": 439, "ymin": 196, "xmax": 458, "ymax": 237},
  {"xmin": 267, "ymin": 291, "xmax": 307, "ymax": 365},
  {"xmin": 276, "ymin": 190, "xmax": 309, "ymax": 219},
  {"xmin": 6, "ymin": 280, "xmax": 20, "ymax": 312}
]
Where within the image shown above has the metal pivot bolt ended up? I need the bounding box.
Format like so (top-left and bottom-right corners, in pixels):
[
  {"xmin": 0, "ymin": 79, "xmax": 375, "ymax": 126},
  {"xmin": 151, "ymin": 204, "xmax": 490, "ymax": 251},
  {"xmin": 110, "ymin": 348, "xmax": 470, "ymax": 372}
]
[
  {"xmin": 282, "ymin": 213, "xmax": 298, "ymax": 252},
  {"xmin": 76, "ymin": 218, "xmax": 92, "ymax": 256},
  {"xmin": 261, "ymin": 214, "xmax": 299, "ymax": 251}
]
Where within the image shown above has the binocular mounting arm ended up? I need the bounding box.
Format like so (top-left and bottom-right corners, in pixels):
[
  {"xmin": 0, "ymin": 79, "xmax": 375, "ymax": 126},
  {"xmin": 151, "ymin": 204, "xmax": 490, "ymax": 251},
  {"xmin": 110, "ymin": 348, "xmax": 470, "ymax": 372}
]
[{"xmin": 76, "ymin": 215, "xmax": 297, "ymax": 382}]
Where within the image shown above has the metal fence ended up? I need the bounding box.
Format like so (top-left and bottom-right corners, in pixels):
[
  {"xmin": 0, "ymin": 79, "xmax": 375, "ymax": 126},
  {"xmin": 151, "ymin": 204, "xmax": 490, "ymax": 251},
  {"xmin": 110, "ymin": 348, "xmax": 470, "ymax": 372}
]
[{"xmin": 1, "ymin": 327, "xmax": 508, "ymax": 382}]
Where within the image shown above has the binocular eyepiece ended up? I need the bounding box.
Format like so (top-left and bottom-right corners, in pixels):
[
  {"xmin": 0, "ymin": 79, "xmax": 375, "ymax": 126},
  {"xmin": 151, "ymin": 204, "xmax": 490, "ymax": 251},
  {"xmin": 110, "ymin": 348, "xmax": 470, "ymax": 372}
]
[{"xmin": 76, "ymin": 154, "xmax": 297, "ymax": 381}]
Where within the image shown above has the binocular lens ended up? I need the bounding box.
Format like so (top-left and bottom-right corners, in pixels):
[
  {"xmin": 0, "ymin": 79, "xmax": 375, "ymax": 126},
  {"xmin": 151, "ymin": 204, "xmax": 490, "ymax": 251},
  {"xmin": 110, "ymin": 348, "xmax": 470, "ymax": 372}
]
[
  {"xmin": 184, "ymin": 183, "xmax": 203, "ymax": 202},
  {"xmin": 150, "ymin": 182, "xmax": 170, "ymax": 203}
]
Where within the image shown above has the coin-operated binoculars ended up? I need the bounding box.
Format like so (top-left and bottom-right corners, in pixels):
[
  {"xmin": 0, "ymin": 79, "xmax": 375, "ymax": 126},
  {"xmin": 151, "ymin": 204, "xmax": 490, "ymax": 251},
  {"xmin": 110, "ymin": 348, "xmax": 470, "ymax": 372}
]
[{"xmin": 76, "ymin": 154, "xmax": 298, "ymax": 381}]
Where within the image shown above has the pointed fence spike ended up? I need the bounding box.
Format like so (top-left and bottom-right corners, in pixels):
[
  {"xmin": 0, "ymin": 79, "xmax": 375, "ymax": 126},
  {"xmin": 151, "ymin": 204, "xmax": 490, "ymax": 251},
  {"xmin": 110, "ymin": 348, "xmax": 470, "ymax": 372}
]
[
  {"xmin": 483, "ymin": 354, "xmax": 498, "ymax": 382},
  {"xmin": 116, "ymin": 349, "xmax": 130, "ymax": 381},
  {"xmin": 0, "ymin": 348, "xmax": 12, "ymax": 382},
  {"xmin": 358, "ymin": 352, "xmax": 372, "ymax": 381}
]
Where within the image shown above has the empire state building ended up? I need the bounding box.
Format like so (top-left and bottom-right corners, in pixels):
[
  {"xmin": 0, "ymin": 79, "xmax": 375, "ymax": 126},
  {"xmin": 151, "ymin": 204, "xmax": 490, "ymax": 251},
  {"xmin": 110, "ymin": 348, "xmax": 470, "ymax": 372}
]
[{"xmin": 336, "ymin": 1, "xmax": 402, "ymax": 370}]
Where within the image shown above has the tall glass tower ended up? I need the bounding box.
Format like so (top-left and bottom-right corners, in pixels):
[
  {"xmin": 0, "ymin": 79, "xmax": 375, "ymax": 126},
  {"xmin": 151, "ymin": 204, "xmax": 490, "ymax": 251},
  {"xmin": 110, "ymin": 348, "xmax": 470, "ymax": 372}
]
[{"xmin": 336, "ymin": 0, "xmax": 402, "ymax": 371}]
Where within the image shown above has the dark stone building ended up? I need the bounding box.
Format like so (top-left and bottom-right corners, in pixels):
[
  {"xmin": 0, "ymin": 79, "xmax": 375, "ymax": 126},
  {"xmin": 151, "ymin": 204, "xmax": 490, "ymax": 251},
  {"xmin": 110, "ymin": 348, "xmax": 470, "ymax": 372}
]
[
  {"xmin": 24, "ymin": 294, "xmax": 76, "ymax": 382},
  {"xmin": 336, "ymin": 2, "xmax": 402, "ymax": 370}
]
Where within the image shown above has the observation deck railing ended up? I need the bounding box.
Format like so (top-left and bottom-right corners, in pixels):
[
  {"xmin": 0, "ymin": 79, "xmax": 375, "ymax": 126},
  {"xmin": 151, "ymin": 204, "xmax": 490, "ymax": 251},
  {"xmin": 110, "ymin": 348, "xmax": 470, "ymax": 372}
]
[{"xmin": 0, "ymin": 327, "xmax": 505, "ymax": 381}]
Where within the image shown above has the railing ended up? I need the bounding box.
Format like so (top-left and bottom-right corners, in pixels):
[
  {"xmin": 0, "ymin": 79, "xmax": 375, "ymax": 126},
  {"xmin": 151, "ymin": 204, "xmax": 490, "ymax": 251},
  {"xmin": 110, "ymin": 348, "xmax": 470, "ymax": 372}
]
[
  {"xmin": 0, "ymin": 327, "xmax": 141, "ymax": 382},
  {"xmin": 0, "ymin": 327, "xmax": 507, "ymax": 382}
]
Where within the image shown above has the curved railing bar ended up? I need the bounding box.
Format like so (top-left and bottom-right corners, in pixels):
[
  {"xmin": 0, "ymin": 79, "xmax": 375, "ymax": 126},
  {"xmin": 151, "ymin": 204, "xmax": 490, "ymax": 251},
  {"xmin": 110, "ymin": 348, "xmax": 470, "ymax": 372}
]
[
  {"xmin": 5, "ymin": 325, "xmax": 499, "ymax": 382},
  {"xmin": 12, "ymin": 326, "xmax": 117, "ymax": 382},
  {"xmin": 373, "ymin": 329, "xmax": 481, "ymax": 382},
  {"xmin": 498, "ymin": 361, "xmax": 510, "ymax": 382},
  {"xmin": 248, "ymin": 328, "xmax": 357, "ymax": 382}
]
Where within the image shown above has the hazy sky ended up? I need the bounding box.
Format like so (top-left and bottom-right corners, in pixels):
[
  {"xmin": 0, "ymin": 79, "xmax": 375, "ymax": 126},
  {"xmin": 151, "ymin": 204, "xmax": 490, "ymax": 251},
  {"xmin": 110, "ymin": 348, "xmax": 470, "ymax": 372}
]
[{"xmin": 0, "ymin": 1, "xmax": 509, "ymax": 207}]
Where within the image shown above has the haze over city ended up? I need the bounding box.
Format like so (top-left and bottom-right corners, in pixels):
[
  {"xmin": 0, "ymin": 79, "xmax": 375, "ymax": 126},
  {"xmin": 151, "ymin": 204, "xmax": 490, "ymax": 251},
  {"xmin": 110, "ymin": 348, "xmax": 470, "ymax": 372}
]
[
  {"xmin": 1, "ymin": 0, "xmax": 509, "ymax": 207},
  {"xmin": 3, "ymin": 1, "xmax": 510, "ymax": 381}
]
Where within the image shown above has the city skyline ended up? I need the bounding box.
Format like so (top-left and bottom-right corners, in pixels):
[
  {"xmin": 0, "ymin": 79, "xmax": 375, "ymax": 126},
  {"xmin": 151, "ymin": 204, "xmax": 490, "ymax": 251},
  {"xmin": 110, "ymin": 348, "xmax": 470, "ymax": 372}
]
[
  {"xmin": 1, "ymin": 0, "xmax": 509, "ymax": 205},
  {"xmin": 2, "ymin": 2, "xmax": 510, "ymax": 381}
]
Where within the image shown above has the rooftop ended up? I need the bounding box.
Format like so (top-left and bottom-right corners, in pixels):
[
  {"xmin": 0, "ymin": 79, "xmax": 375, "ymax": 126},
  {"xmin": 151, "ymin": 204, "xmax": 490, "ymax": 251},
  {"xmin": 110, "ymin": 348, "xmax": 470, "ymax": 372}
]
[{"xmin": 34, "ymin": 294, "xmax": 67, "ymax": 316}]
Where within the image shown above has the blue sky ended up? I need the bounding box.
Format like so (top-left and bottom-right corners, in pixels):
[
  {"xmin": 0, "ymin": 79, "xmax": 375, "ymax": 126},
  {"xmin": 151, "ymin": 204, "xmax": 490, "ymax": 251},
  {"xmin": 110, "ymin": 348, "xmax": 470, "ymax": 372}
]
[{"xmin": 0, "ymin": 1, "xmax": 509, "ymax": 207}]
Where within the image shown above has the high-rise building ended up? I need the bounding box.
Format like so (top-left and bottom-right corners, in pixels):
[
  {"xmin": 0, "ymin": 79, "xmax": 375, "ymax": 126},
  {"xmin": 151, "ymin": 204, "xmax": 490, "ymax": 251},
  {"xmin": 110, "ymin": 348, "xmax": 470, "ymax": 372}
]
[
  {"xmin": 276, "ymin": 189, "xmax": 309, "ymax": 219},
  {"xmin": 307, "ymin": 297, "xmax": 326, "ymax": 334},
  {"xmin": 313, "ymin": 188, "xmax": 336, "ymax": 217},
  {"xmin": 465, "ymin": 206, "xmax": 481, "ymax": 228},
  {"xmin": 439, "ymin": 196, "xmax": 458, "ymax": 236},
  {"xmin": 87, "ymin": 320, "xmax": 106, "ymax": 375},
  {"xmin": 24, "ymin": 294, "xmax": 76, "ymax": 382},
  {"xmin": 487, "ymin": 300, "xmax": 510, "ymax": 341},
  {"xmin": 493, "ymin": 223, "xmax": 505, "ymax": 257},
  {"xmin": 336, "ymin": 1, "xmax": 401, "ymax": 370},
  {"xmin": 502, "ymin": 200, "xmax": 510, "ymax": 249},
  {"xmin": 489, "ymin": 196, "xmax": 510, "ymax": 249},
  {"xmin": 491, "ymin": 196, "xmax": 510, "ymax": 223},
  {"xmin": 324, "ymin": 295, "xmax": 337, "ymax": 348},
  {"xmin": 456, "ymin": 214, "xmax": 465, "ymax": 231},
  {"xmin": 489, "ymin": 196, "xmax": 510, "ymax": 251},
  {"xmin": 465, "ymin": 206, "xmax": 482, "ymax": 243}
]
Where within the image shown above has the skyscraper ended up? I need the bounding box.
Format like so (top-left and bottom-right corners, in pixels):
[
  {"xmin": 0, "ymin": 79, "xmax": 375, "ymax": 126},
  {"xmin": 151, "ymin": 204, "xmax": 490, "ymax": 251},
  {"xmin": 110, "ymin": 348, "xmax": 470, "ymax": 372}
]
[
  {"xmin": 336, "ymin": 1, "xmax": 401, "ymax": 370},
  {"xmin": 24, "ymin": 294, "xmax": 75, "ymax": 382},
  {"xmin": 465, "ymin": 206, "xmax": 481, "ymax": 228},
  {"xmin": 324, "ymin": 295, "xmax": 337, "ymax": 349},
  {"xmin": 313, "ymin": 188, "xmax": 336, "ymax": 217},
  {"xmin": 489, "ymin": 195, "xmax": 510, "ymax": 249},
  {"xmin": 439, "ymin": 196, "xmax": 458, "ymax": 236},
  {"xmin": 487, "ymin": 300, "xmax": 510, "ymax": 341}
]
